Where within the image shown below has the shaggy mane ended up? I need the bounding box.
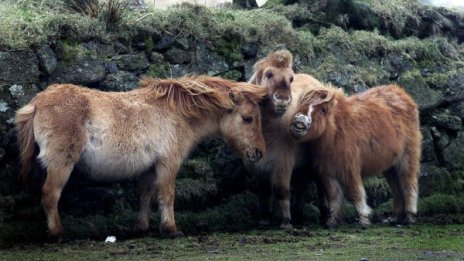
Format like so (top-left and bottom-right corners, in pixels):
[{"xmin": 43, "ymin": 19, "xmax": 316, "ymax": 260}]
[
  {"xmin": 299, "ymin": 83, "xmax": 344, "ymax": 106},
  {"xmin": 249, "ymin": 50, "xmax": 293, "ymax": 84},
  {"xmin": 139, "ymin": 76, "xmax": 267, "ymax": 118}
]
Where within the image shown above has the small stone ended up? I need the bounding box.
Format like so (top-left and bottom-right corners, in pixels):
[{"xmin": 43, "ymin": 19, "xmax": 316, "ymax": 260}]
[
  {"xmin": 114, "ymin": 41, "xmax": 129, "ymax": 54},
  {"xmin": 114, "ymin": 53, "xmax": 149, "ymax": 72},
  {"xmin": 37, "ymin": 46, "xmax": 57, "ymax": 75},
  {"xmin": 175, "ymin": 37, "xmax": 190, "ymax": 50},
  {"xmin": 149, "ymin": 52, "xmax": 164, "ymax": 63},
  {"xmin": 241, "ymin": 43, "xmax": 258, "ymax": 59},
  {"xmin": 432, "ymin": 114, "xmax": 462, "ymax": 131},
  {"xmin": 164, "ymin": 48, "xmax": 191, "ymax": 64},
  {"xmin": 0, "ymin": 101, "xmax": 9, "ymax": 112}
]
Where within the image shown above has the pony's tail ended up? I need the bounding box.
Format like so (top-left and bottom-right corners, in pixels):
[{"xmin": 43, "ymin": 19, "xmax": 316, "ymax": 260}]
[{"xmin": 15, "ymin": 104, "xmax": 36, "ymax": 181}]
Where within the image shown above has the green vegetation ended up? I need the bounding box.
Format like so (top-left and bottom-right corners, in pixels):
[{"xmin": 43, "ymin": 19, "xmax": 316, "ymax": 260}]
[{"xmin": 1, "ymin": 224, "xmax": 463, "ymax": 260}]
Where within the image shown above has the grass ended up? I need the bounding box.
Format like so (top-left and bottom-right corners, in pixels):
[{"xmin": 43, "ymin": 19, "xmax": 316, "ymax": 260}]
[{"xmin": 1, "ymin": 224, "xmax": 463, "ymax": 260}]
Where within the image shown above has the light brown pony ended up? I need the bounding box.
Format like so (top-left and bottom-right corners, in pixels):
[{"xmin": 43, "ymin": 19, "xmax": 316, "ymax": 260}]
[
  {"xmin": 15, "ymin": 76, "xmax": 267, "ymax": 240},
  {"xmin": 246, "ymin": 50, "xmax": 325, "ymax": 228},
  {"xmin": 290, "ymin": 84, "xmax": 422, "ymax": 226}
]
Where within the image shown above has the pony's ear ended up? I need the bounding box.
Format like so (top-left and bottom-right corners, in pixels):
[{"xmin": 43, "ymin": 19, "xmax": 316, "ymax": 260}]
[
  {"xmin": 248, "ymin": 71, "xmax": 259, "ymax": 85},
  {"xmin": 229, "ymin": 90, "xmax": 243, "ymax": 105}
]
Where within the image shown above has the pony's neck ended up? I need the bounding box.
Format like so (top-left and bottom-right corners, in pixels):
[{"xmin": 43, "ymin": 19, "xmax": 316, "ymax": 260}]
[{"xmin": 188, "ymin": 111, "xmax": 224, "ymax": 144}]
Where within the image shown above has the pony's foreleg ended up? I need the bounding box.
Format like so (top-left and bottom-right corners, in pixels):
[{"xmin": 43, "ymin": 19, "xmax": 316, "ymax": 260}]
[
  {"xmin": 341, "ymin": 171, "xmax": 371, "ymax": 226},
  {"xmin": 255, "ymin": 171, "xmax": 273, "ymax": 226},
  {"xmin": 323, "ymin": 176, "xmax": 343, "ymax": 228},
  {"xmin": 155, "ymin": 160, "xmax": 183, "ymax": 237},
  {"xmin": 290, "ymin": 168, "xmax": 308, "ymax": 225},
  {"xmin": 42, "ymin": 162, "xmax": 73, "ymax": 240},
  {"xmin": 136, "ymin": 172, "xmax": 158, "ymax": 232},
  {"xmin": 272, "ymin": 157, "xmax": 295, "ymax": 229}
]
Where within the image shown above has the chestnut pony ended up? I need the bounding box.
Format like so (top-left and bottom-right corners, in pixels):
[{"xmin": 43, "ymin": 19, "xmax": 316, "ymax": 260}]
[
  {"xmin": 246, "ymin": 50, "xmax": 325, "ymax": 228},
  {"xmin": 15, "ymin": 76, "xmax": 267, "ymax": 239},
  {"xmin": 290, "ymin": 84, "xmax": 422, "ymax": 226}
]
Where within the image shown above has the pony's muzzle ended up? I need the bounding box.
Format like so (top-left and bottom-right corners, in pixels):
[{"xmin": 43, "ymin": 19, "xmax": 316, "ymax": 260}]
[
  {"xmin": 247, "ymin": 148, "xmax": 263, "ymax": 162},
  {"xmin": 273, "ymin": 93, "xmax": 292, "ymax": 114},
  {"xmin": 291, "ymin": 113, "xmax": 310, "ymax": 138}
]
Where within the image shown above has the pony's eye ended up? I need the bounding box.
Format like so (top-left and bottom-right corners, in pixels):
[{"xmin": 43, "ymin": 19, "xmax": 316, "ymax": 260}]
[
  {"xmin": 321, "ymin": 106, "xmax": 328, "ymax": 114},
  {"xmin": 242, "ymin": 116, "xmax": 253, "ymax": 123},
  {"xmin": 265, "ymin": 71, "xmax": 273, "ymax": 79}
]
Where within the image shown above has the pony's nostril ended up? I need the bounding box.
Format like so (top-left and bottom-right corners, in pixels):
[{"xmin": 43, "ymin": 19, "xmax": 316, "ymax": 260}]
[{"xmin": 247, "ymin": 148, "xmax": 262, "ymax": 162}]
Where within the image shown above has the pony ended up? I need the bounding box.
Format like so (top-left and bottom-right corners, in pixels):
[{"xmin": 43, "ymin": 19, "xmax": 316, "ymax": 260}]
[
  {"xmin": 246, "ymin": 50, "xmax": 326, "ymax": 228},
  {"xmin": 15, "ymin": 76, "xmax": 267, "ymax": 240},
  {"xmin": 290, "ymin": 84, "xmax": 422, "ymax": 226}
]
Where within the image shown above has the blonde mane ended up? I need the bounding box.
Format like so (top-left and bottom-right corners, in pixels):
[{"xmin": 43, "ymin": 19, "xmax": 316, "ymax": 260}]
[
  {"xmin": 249, "ymin": 50, "xmax": 293, "ymax": 84},
  {"xmin": 299, "ymin": 83, "xmax": 343, "ymax": 106},
  {"xmin": 139, "ymin": 76, "xmax": 267, "ymax": 118}
]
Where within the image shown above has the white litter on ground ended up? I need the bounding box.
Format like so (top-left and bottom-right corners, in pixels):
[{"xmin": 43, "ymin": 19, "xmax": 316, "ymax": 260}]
[{"xmin": 105, "ymin": 236, "xmax": 117, "ymax": 243}]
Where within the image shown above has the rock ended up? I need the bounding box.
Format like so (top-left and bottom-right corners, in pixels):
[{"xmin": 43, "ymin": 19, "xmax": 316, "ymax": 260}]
[
  {"xmin": 175, "ymin": 37, "xmax": 190, "ymax": 50},
  {"xmin": 420, "ymin": 164, "xmax": 453, "ymax": 196},
  {"xmin": 241, "ymin": 43, "xmax": 258, "ymax": 59},
  {"xmin": 170, "ymin": 64, "xmax": 190, "ymax": 78},
  {"xmin": 50, "ymin": 57, "xmax": 107, "ymax": 84},
  {"xmin": 83, "ymin": 42, "xmax": 116, "ymax": 58},
  {"xmin": 450, "ymin": 102, "xmax": 464, "ymax": 120},
  {"xmin": 441, "ymin": 132, "xmax": 464, "ymax": 170},
  {"xmin": 36, "ymin": 46, "xmax": 57, "ymax": 75},
  {"xmin": 233, "ymin": 0, "xmax": 258, "ymax": 9},
  {"xmin": 0, "ymin": 51, "xmax": 39, "ymax": 84},
  {"xmin": 430, "ymin": 126, "xmax": 450, "ymax": 151},
  {"xmin": 399, "ymin": 74, "xmax": 444, "ymax": 112},
  {"xmin": 8, "ymin": 84, "xmax": 40, "ymax": 107},
  {"xmin": 384, "ymin": 53, "xmax": 413, "ymax": 79},
  {"xmin": 243, "ymin": 60, "xmax": 256, "ymax": 81},
  {"xmin": 421, "ymin": 127, "xmax": 435, "ymax": 162},
  {"xmin": 164, "ymin": 47, "xmax": 191, "ymax": 64},
  {"xmin": 432, "ymin": 114, "xmax": 462, "ymax": 131},
  {"xmin": 443, "ymin": 74, "xmax": 464, "ymax": 103},
  {"xmin": 114, "ymin": 41, "xmax": 129, "ymax": 54},
  {"xmin": 100, "ymin": 71, "xmax": 139, "ymax": 91},
  {"xmin": 149, "ymin": 52, "xmax": 164, "ymax": 63},
  {"xmin": 222, "ymin": 70, "xmax": 243, "ymax": 81},
  {"xmin": 154, "ymin": 34, "xmax": 176, "ymax": 51},
  {"xmin": 192, "ymin": 45, "xmax": 229, "ymax": 75},
  {"xmin": 114, "ymin": 53, "xmax": 149, "ymax": 72}
]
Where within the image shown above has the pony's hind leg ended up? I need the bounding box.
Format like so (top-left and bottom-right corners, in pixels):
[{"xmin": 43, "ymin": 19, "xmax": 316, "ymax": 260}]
[
  {"xmin": 323, "ymin": 176, "xmax": 343, "ymax": 228},
  {"xmin": 136, "ymin": 171, "xmax": 157, "ymax": 233},
  {"xmin": 384, "ymin": 168, "xmax": 404, "ymax": 224},
  {"xmin": 42, "ymin": 162, "xmax": 73, "ymax": 240},
  {"xmin": 155, "ymin": 160, "xmax": 183, "ymax": 237},
  {"xmin": 396, "ymin": 151, "xmax": 420, "ymax": 225}
]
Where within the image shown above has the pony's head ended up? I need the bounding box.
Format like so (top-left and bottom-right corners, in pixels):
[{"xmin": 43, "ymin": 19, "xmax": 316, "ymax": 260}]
[
  {"xmin": 220, "ymin": 90, "xmax": 266, "ymax": 162},
  {"xmin": 249, "ymin": 50, "xmax": 294, "ymax": 115},
  {"xmin": 290, "ymin": 86, "xmax": 342, "ymax": 141}
]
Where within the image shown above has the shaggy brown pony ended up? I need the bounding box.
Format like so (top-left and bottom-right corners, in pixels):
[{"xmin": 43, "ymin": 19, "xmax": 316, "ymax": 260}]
[
  {"xmin": 15, "ymin": 76, "xmax": 267, "ymax": 240},
  {"xmin": 246, "ymin": 50, "xmax": 326, "ymax": 228},
  {"xmin": 290, "ymin": 84, "xmax": 422, "ymax": 226}
]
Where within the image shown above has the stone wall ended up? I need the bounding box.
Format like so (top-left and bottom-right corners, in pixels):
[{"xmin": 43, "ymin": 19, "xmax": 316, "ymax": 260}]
[{"xmin": 0, "ymin": 1, "xmax": 463, "ymax": 244}]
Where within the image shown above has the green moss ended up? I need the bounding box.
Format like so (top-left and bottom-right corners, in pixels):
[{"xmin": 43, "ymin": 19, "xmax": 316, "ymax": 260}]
[
  {"xmin": 144, "ymin": 63, "xmax": 171, "ymax": 78},
  {"xmin": 221, "ymin": 70, "xmax": 243, "ymax": 81},
  {"xmin": 144, "ymin": 36, "xmax": 154, "ymax": 53},
  {"xmin": 419, "ymin": 194, "xmax": 464, "ymax": 216}
]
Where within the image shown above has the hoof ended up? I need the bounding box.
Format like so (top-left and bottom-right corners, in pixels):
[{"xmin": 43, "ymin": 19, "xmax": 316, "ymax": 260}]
[
  {"xmin": 403, "ymin": 213, "xmax": 415, "ymax": 227},
  {"xmin": 280, "ymin": 218, "xmax": 293, "ymax": 230},
  {"xmin": 258, "ymin": 218, "xmax": 271, "ymax": 227},
  {"xmin": 324, "ymin": 218, "xmax": 338, "ymax": 229},
  {"xmin": 47, "ymin": 231, "xmax": 66, "ymax": 243},
  {"xmin": 359, "ymin": 216, "xmax": 371, "ymax": 228},
  {"xmin": 166, "ymin": 231, "xmax": 185, "ymax": 239}
]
